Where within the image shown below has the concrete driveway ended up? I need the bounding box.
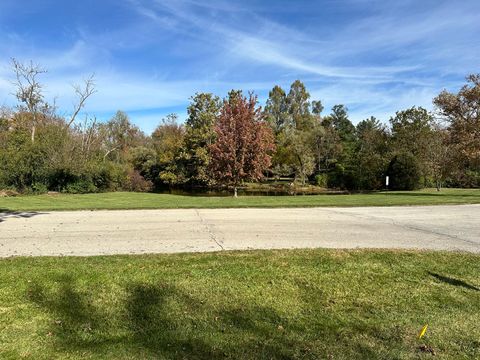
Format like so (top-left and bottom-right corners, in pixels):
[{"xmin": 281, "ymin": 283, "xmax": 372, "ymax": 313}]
[{"xmin": 1, "ymin": 205, "xmax": 479, "ymax": 257}]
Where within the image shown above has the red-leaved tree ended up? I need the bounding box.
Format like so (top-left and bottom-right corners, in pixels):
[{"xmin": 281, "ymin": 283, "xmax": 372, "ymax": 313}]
[{"xmin": 209, "ymin": 91, "xmax": 275, "ymax": 196}]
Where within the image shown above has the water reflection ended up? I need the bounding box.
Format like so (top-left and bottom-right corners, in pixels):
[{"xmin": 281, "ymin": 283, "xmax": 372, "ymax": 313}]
[{"xmin": 155, "ymin": 188, "xmax": 347, "ymax": 197}]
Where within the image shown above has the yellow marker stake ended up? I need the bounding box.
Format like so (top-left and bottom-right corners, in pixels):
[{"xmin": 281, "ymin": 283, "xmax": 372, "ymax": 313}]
[{"xmin": 418, "ymin": 324, "xmax": 428, "ymax": 339}]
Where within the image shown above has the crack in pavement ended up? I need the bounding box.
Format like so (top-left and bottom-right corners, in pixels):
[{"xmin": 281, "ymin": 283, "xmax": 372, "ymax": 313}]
[
  {"xmin": 326, "ymin": 207, "xmax": 480, "ymax": 248},
  {"xmin": 2, "ymin": 207, "xmax": 479, "ymax": 256},
  {"xmin": 195, "ymin": 209, "xmax": 225, "ymax": 251}
]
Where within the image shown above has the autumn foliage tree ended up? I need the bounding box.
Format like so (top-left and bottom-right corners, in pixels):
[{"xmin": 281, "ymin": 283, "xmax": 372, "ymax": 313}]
[
  {"xmin": 209, "ymin": 91, "xmax": 275, "ymax": 196},
  {"xmin": 434, "ymin": 74, "xmax": 480, "ymax": 186}
]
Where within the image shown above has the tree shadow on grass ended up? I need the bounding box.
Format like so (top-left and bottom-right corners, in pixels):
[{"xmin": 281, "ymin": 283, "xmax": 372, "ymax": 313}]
[
  {"xmin": 428, "ymin": 271, "xmax": 479, "ymax": 291},
  {"xmin": 125, "ymin": 283, "xmax": 221, "ymax": 359},
  {"xmin": 26, "ymin": 274, "xmax": 109, "ymax": 347},
  {"xmin": 0, "ymin": 210, "xmax": 45, "ymax": 223},
  {"xmin": 26, "ymin": 277, "xmax": 304, "ymax": 359},
  {"xmin": 25, "ymin": 275, "xmax": 399, "ymax": 359}
]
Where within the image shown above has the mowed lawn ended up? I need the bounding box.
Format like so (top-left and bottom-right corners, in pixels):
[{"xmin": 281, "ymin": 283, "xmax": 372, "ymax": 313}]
[
  {"xmin": 0, "ymin": 249, "xmax": 479, "ymax": 359},
  {"xmin": 1, "ymin": 188, "xmax": 479, "ymax": 211}
]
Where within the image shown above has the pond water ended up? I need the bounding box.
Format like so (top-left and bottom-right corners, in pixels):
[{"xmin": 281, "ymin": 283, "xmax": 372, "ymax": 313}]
[{"xmin": 155, "ymin": 188, "xmax": 348, "ymax": 197}]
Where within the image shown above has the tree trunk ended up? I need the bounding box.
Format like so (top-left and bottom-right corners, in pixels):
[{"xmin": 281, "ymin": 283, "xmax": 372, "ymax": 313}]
[
  {"xmin": 233, "ymin": 186, "xmax": 238, "ymax": 198},
  {"xmin": 434, "ymin": 171, "xmax": 441, "ymax": 191},
  {"xmin": 31, "ymin": 125, "xmax": 35, "ymax": 143}
]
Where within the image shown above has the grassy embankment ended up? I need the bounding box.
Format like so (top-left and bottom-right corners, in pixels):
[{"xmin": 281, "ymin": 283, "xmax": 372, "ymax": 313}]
[
  {"xmin": 1, "ymin": 249, "xmax": 479, "ymax": 359},
  {"xmin": 0, "ymin": 188, "xmax": 479, "ymax": 211}
]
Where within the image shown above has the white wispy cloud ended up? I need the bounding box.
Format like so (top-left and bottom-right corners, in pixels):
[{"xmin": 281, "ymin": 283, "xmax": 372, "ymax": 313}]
[
  {"xmin": 130, "ymin": 0, "xmax": 417, "ymax": 80},
  {"xmin": 1, "ymin": 0, "xmax": 478, "ymax": 132}
]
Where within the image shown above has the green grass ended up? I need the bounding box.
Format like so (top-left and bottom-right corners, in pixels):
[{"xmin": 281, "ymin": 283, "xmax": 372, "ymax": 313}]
[
  {"xmin": 1, "ymin": 249, "xmax": 479, "ymax": 359},
  {"xmin": 1, "ymin": 188, "xmax": 479, "ymax": 211}
]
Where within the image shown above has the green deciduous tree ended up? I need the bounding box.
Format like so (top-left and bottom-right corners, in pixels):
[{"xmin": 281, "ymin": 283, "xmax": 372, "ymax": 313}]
[
  {"xmin": 102, "ymin": 111, "xmax": 145, "ymax": 163},
  {"xmin": 266, "ymin": 81, "xmax": 324, "ymax": 182},
  {"xmin": 290, "ymin": 129, "xmax": 316, "ymax": 185},
  {"xmin": 180, "ymin": 93, "xmax": 220, "ymax": 185},
  {"xmin": 389, "ymin": 106, "xmax": 436, "ymax": 186},
  {"xmin": 311, "ymin": 100, "xmax": 324, "ymax": 116},
  {"xmin": 352, "ymin": 117, "xmax": 389, "ymax": 189},
  {"xmin": 318, "ymin": 105, "xmax": 357, "ymax": 188},
  {"xmin": 265, "ymin": 85, "xmax": 289, "ymax": 135},
  {"xmin": 152, "ymin": 114, "xmax": 185, "ymax": 186},
  {"xmin": 287, "ymin": 80, "xmax": 312, "ymax": 130}
]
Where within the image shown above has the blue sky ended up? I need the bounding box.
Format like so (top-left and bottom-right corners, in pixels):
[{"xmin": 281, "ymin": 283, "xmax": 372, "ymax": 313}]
[{"xmin": 0, "ymin": 0, "xmax": 479, "ymax": 134}]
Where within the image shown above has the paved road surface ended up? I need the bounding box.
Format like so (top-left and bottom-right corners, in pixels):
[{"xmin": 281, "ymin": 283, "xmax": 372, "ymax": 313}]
[{"xmin": 1, "ymin": 205, "xmax": 479, "ymax": 257}]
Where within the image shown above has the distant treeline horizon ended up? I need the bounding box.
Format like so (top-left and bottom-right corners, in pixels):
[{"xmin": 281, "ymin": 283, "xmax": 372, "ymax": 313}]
[{"xmin": 1, "ymin": 59, "xmax": 479, "ymax": 194}]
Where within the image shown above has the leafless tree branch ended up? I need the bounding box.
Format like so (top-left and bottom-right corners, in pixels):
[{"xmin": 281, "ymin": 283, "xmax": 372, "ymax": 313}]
[
  {"xmin": 10, "ymin": 58, "xmax": 47, "ymax": 143},
  {"xmin": 66, "ymin": 74, "xmax": 97, "ymax": 128}
]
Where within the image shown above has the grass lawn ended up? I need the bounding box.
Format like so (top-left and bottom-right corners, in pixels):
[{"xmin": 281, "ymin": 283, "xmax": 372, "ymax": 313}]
[
  {"xmin": 0, "ymin": 249, "xmax": 479, "ymax": 359},
  {"xmin": 0, "ymin": 188, "xmax": 479, "ymax": 211}
]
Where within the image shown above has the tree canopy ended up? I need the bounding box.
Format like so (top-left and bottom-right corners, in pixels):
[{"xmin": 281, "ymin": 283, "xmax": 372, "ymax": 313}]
[
  {"xmin": 1, "ymin": 60, "xmax": 479, "ymax": 194},
  {"xmin": 208, "ymin": 91, "xmax": 275, "ymax": 194}
]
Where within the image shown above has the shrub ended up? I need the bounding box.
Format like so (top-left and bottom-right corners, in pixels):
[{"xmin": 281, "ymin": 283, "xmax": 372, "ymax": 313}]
[
  {"xmin": 387, "ymin": 152, "xmax": 421, "ymax": 190},
  {"xmin": 159, "ymin": 171, "xmax": 180, "ymax": 186},
  {"xmin": 314, "ymin": 173, "xmax": 328, "ymax": 188},
  {"xmin": 88, "ymin": 162, "xmax": 126, "ymax": 192},
  {"xmin": 64, "ymin": 178, "xmax": 98, "ymax": 194},
  {"xmin": 47, "ymin": 168, "xmax": 78, "ymax": 192},
  {"xmin": 327, "ymin": 163, "xmax": 355, "ymax": 189},
  {"xmin": 124, "ymin": 170, "xmax": 153, "ymax": 192},
  {"xmin": 31, "ymin": 182, "xmax": 48, "ymax": 194}
]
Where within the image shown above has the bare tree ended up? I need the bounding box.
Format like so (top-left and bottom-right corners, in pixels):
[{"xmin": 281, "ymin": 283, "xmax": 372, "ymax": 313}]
[
  {"xmin": 11, "ymin": 58, "xmax": 46, "ymax": 143},
  {"xmin": 11, "ymin": 58, "xmax": 96, "ymax": 144},
  {"xmin": 72, "ymin": 115, "xmax": 102, "ymax": 161},
  {"xmin": 0, "ymin": 105, "xmax": 13, "ymax": 124},
  {"xmin": 66, "ymin": 74, "xmax": 97, "ymax": 128}
]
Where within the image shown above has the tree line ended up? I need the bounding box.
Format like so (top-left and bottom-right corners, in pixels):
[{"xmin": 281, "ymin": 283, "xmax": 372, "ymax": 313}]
[{"xmin": 1, "ymin": 59, "xmax": 479, "ymax": 194}]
